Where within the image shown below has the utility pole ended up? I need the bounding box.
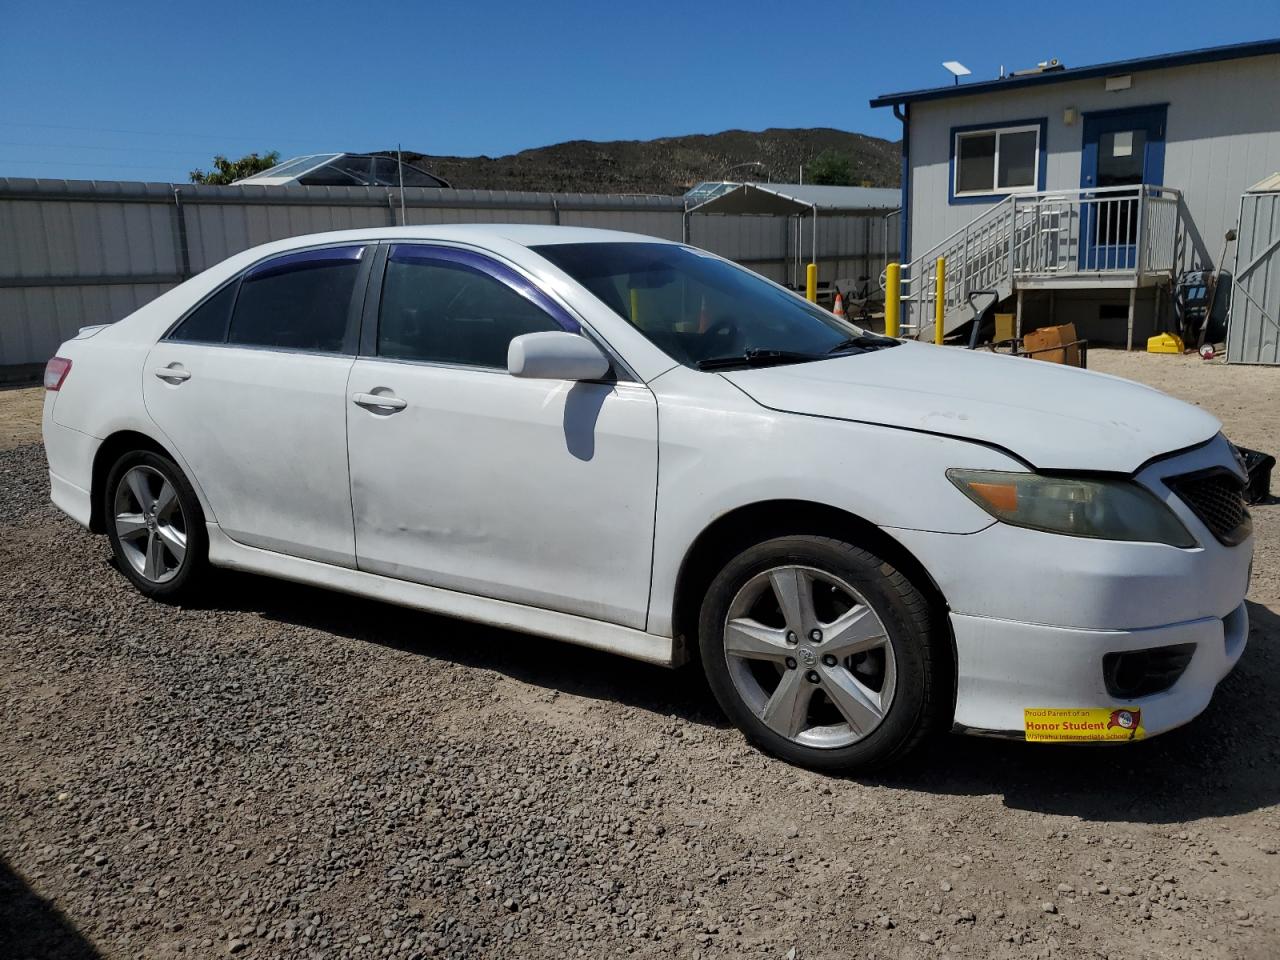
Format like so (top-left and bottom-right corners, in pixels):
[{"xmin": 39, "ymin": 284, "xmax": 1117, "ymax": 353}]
[{"xmin": 396, "ymin": 143, "xmax": 406, "ymax": 225}]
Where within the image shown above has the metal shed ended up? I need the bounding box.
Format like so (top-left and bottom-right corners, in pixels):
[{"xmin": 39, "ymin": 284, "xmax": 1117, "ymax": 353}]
[
  {"xmin": 687, "ymin": 183, "xmax": 899, "ymax": 289},
  {"xmin": 1228, "ymin": 173, "xmax": 1280, "ymax": 365}
]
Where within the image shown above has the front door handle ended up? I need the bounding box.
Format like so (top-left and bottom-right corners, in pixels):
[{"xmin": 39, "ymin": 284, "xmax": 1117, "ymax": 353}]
[
  {"xmin": 352, "ymin": 392, "xmax": 407, "ymax": 412},
  {"xmin": 154, "ymin": 365, "xmax": 191, "ymax": 383}
]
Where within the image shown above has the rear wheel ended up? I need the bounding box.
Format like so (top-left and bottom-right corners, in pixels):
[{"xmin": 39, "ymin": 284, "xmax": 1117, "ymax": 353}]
[
  {"xmin": 698, "ymin": 535, "xmax": 947, "ymax": 773},
  {"xmin": 104, "ymin": 450, "xmax": 207, "ymax": 602}
]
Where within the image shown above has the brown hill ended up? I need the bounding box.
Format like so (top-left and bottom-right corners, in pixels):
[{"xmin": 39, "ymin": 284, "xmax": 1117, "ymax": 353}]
[{"xmin": 381, "ymin": 127, "xmax": 899, "ymax": 195}]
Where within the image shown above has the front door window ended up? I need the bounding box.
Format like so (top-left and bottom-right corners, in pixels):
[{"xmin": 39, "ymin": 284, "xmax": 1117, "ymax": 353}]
[
  {"xmin": 1096, "ymin": 129, "xmax": 1148, "ymax": 188},
  {"xmin": 1095, "ymin": 128, "xmax": 1148, "ymax": 250}
]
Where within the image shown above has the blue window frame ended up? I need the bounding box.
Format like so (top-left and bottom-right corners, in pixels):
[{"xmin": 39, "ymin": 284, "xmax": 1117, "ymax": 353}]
[{"xmin": 949, "ymin": 118, "xmax": 1048, "ymax": 204}]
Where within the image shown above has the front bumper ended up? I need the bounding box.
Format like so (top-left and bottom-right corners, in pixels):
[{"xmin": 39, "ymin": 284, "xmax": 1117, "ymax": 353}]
[
  {"xmin": 890, "ymin": 433, "xmax": 1253, "ymax": 742},
  {"xmin": 949, "ymin": 602, "xmax": 1248, "ymax": 738}
]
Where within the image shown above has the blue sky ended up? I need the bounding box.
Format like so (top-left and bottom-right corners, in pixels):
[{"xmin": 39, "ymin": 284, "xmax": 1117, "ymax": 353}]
[{"xmin": 1, "ymin": 0, "xmax": 1275, "ymax": 183}]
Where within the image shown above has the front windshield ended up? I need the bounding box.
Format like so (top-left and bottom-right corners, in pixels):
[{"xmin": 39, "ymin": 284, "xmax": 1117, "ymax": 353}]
[{"xmin": 532, "ymin": 242, "xmax": 888, "ymax": 369}]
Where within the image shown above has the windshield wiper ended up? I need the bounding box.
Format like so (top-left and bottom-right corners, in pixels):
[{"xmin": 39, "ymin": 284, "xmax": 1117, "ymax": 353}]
[
  {"xmin": 696, "ymin": 348, "xmax": 827, "ymax": 371},
  {"xmin": 825, "ymin": 334, "xmax": 900, "ymax": 354}
]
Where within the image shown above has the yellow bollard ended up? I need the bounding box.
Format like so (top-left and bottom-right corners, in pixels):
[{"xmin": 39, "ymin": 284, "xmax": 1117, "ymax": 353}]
[
  {"xmin": 630, "ymin": 287, "xmax": 641, "ymax": 328},
  {"xmin": 806, "ymin": 263, "xmax": 817, "ymax": 303},
  {"xmin": 934, "ymin": 256, "xmax": 946, "ymax": 346},
  {"xmin": 884, "ymin": 263, "xmax": 901, "ymax": 338}
]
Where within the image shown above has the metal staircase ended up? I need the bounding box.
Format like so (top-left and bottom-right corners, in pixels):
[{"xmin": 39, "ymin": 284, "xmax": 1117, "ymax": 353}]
[{"xmin": 896, "ymin": 185, "xmax": 1182, "ymax": 341}]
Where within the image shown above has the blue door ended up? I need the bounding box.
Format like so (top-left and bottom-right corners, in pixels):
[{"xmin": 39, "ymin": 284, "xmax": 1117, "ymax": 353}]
[{"xmin": 1079, "ymin": 105, "xmax": 1167, "ymax": 270}]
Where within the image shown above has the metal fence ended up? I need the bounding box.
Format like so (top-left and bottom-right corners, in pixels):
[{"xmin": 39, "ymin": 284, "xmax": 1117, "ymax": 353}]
[{"xmin": 0, "ymin": 178, "xmax": 899, "ymax": 369}]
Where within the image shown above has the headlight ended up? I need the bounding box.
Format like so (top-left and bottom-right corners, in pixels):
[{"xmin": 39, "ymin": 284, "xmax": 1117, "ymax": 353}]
[{"xmin": 947, "ymin": 469, "xmax": 1196, "ymax": 547}]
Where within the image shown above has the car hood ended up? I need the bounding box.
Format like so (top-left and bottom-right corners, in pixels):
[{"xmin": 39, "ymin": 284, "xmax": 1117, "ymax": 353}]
[{"xmin": 720, "ymin": 343, "xmax": 1221, "ymax": 473}]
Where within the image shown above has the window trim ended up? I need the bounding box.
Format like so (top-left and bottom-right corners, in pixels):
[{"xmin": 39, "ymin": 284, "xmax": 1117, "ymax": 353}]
[
  {"xmin": 163, "ymin": 241, "xmax": 373, "ymax": 355},
  {"xmin": 949, "ymin": 118, "xmax": 1047, "ymax": 204},
  {"xmin": 362, "ymin": 241, "xmax": 634, "ymax": 381}
]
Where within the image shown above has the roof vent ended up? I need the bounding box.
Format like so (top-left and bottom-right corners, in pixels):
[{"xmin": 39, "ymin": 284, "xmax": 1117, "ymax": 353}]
[{"xmin": 1010, "ymin": 58, "xmax": 1066, "ymax": 77}]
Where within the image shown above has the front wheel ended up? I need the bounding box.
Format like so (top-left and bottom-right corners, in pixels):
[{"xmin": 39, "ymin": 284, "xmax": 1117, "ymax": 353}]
[
  {"xmin": 104, "ymin": 449, "xmax": 208, "ymax": 602},
  {"xmin": 698, "ymin": 535, "xmax": 949, "ymax": 773}
]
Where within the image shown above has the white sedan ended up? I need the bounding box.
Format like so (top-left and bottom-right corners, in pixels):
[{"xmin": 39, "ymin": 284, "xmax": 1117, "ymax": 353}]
[{"xmin": 42, "ymin": 225, "xmax": 1253, "ymax": 772}]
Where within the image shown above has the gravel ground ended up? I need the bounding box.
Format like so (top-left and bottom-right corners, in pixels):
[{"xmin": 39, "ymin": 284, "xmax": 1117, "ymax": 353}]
[{"xmin": 2, "ymin": 353, "xmax": 1278, "ymax": 960}]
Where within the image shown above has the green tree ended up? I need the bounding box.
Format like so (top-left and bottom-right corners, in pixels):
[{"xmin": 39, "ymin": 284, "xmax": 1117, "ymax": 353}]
[
  {"xmin": 189, "ymin": 151, "xmax": 281, "ymax": 185},
  {"xmin": 807, "ymin": 149, "xmax": 855, "ymax": 186}
]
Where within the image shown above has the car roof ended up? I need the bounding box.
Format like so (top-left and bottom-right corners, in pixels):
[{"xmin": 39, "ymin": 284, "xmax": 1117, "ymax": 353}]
[{"xmin": 257, "ymin": 223, "xmax": 677, "ymax": 251}]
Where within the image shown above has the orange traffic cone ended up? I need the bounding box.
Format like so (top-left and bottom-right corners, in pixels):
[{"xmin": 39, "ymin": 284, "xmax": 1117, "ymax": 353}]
[{"xmin": 832, "ymin": 292, "xmax": 844, "ymax": 317}]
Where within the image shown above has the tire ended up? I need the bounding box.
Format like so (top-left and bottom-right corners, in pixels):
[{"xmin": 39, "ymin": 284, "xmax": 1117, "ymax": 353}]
[
  {"xmin": 103, "ymin": 449, "xmax": 208, "ymax": 602},
  {"xmin": 698, "ymin": 535, "xmax": 948, "ymax": 773}
]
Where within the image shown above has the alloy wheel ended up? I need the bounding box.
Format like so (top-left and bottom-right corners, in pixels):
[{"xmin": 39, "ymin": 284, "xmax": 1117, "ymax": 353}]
[
  {"xmin": 113, "ymin": 465, "xmax": 188, "ymax": 584},
  {"xmin": 723, "ymin": 565, "xmax": 897, "ymax": 749}
]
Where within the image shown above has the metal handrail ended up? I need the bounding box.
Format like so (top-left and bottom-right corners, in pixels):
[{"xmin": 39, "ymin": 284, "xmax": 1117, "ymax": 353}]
[
  {"xmin": 897, "ymin": 184, "xmax": 1183, "ymax": 337},
  {"xmin": 906, "ymin": 185, "xmax": 1181, "ymax": 284},
  {"xmin": 905, "ymin": 184, "xmax": 1182, "ymax": 277}
]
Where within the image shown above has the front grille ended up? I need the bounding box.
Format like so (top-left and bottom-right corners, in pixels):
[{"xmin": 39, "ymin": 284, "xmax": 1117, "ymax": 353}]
[{"xmin": 1167, "ymin": 469, "xmax": 1252, "ymax": 546}]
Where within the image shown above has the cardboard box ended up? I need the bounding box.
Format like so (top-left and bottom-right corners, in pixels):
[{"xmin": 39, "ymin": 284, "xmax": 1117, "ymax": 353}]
[{"xmin": 1023, "ymin": 322, "xmax": 1080, "ymax": 366}]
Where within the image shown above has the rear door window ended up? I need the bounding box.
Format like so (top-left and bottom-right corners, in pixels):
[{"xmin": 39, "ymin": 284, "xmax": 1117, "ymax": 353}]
[
  {"xmin": 227, "ymin": 246, "xmax": 365, "ymax": 353},
  {"xmin": 377, "ymin": 246, "xmax": 571, "ymax": 368}
]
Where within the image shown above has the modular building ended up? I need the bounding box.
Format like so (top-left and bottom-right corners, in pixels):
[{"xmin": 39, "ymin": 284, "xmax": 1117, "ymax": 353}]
[{"xmin": 871, "ymin": 37, "xmax": 1280, "ymax": 349}]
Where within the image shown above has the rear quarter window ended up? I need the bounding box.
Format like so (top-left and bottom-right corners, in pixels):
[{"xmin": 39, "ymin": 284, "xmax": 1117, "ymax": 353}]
[{"xmin": 169, "ymin": 281, "xmax": 237, "ymax": 343}]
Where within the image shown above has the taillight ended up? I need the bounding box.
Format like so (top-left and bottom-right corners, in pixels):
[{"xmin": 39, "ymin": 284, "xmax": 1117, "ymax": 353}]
[{"xmin": 44, "ymin": 356, "xmax": 72, "ymax": 391}]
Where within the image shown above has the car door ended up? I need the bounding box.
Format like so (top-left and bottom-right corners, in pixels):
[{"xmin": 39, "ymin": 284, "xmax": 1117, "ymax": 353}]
[
  {"xmin": 345, "ymin": 243, "xmax": 658, "ymax": 629},
  {"xmin": 143, "ymin": 244, "xmax": 371, "ymax": 567}
]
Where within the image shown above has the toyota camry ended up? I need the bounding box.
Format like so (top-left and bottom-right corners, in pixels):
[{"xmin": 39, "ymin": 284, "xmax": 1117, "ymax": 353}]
[{"xmin": 41, "ymin": 225, "xmax": 1253, "ymax": 772}]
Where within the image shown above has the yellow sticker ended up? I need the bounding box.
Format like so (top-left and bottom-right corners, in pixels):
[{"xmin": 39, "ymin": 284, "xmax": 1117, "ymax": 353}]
[{"xmin": 1023, "ymin": 707, "xmax": 1145, "ymax": 742}]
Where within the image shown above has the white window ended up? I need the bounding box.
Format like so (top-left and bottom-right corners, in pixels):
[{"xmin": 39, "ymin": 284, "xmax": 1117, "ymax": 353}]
[{"xmin": 953, "ymin": 124, "xmax": 1041, "ymax": 197}]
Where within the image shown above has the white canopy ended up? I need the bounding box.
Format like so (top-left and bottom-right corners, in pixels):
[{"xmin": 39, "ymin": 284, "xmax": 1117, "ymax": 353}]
[{"xmin": 687, "ymin": 182, "xmax": 899, "ymax": 215}]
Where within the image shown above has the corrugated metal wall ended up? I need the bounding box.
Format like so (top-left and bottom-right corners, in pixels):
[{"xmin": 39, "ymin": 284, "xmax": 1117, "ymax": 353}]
[
  {"xmin": 1227, "ymin": 189, "xmax": 1280, "ymax": 365},
  {"xmin": 0, "ymin": 178, "xmax": 898, "ymax": 368}
]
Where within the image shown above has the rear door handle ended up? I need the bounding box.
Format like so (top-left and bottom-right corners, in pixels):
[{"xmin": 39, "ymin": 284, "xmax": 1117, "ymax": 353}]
[
  {"xmin": 352, "ymin": 392, "xmax": 407, "ymax": 411},
  {"xmin": 153, "ymin": 366, "xmax": 191, "ymax": 383}
]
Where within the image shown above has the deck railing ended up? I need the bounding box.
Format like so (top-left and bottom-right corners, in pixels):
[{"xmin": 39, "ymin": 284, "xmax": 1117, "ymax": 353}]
[{"xmin": 899, "ymin": 184, "xmax": 1182, "ymax": 336}]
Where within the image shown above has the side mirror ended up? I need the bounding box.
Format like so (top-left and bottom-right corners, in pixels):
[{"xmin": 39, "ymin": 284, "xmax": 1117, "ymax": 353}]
[{"xmin": 508, "ymin": 331, "xmax": 611, "ymax": 381}]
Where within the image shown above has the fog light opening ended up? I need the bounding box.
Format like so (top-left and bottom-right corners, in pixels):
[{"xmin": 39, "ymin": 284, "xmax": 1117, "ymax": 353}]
[{"xmin": 1102, "ymin": 643, "xmax": 1196, "ymax": 700}]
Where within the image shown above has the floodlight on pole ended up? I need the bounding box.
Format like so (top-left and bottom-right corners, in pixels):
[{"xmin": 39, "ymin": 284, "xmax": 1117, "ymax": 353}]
[{"xmin": 943, "ymin": 61, "xmax": 971, "ymax": 86}]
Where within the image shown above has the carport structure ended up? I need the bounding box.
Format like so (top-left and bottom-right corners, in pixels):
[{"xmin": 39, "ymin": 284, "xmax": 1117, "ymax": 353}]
[{"xmin": 685, "ymin": 183, "xmax": 900, "ymax": 292}]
